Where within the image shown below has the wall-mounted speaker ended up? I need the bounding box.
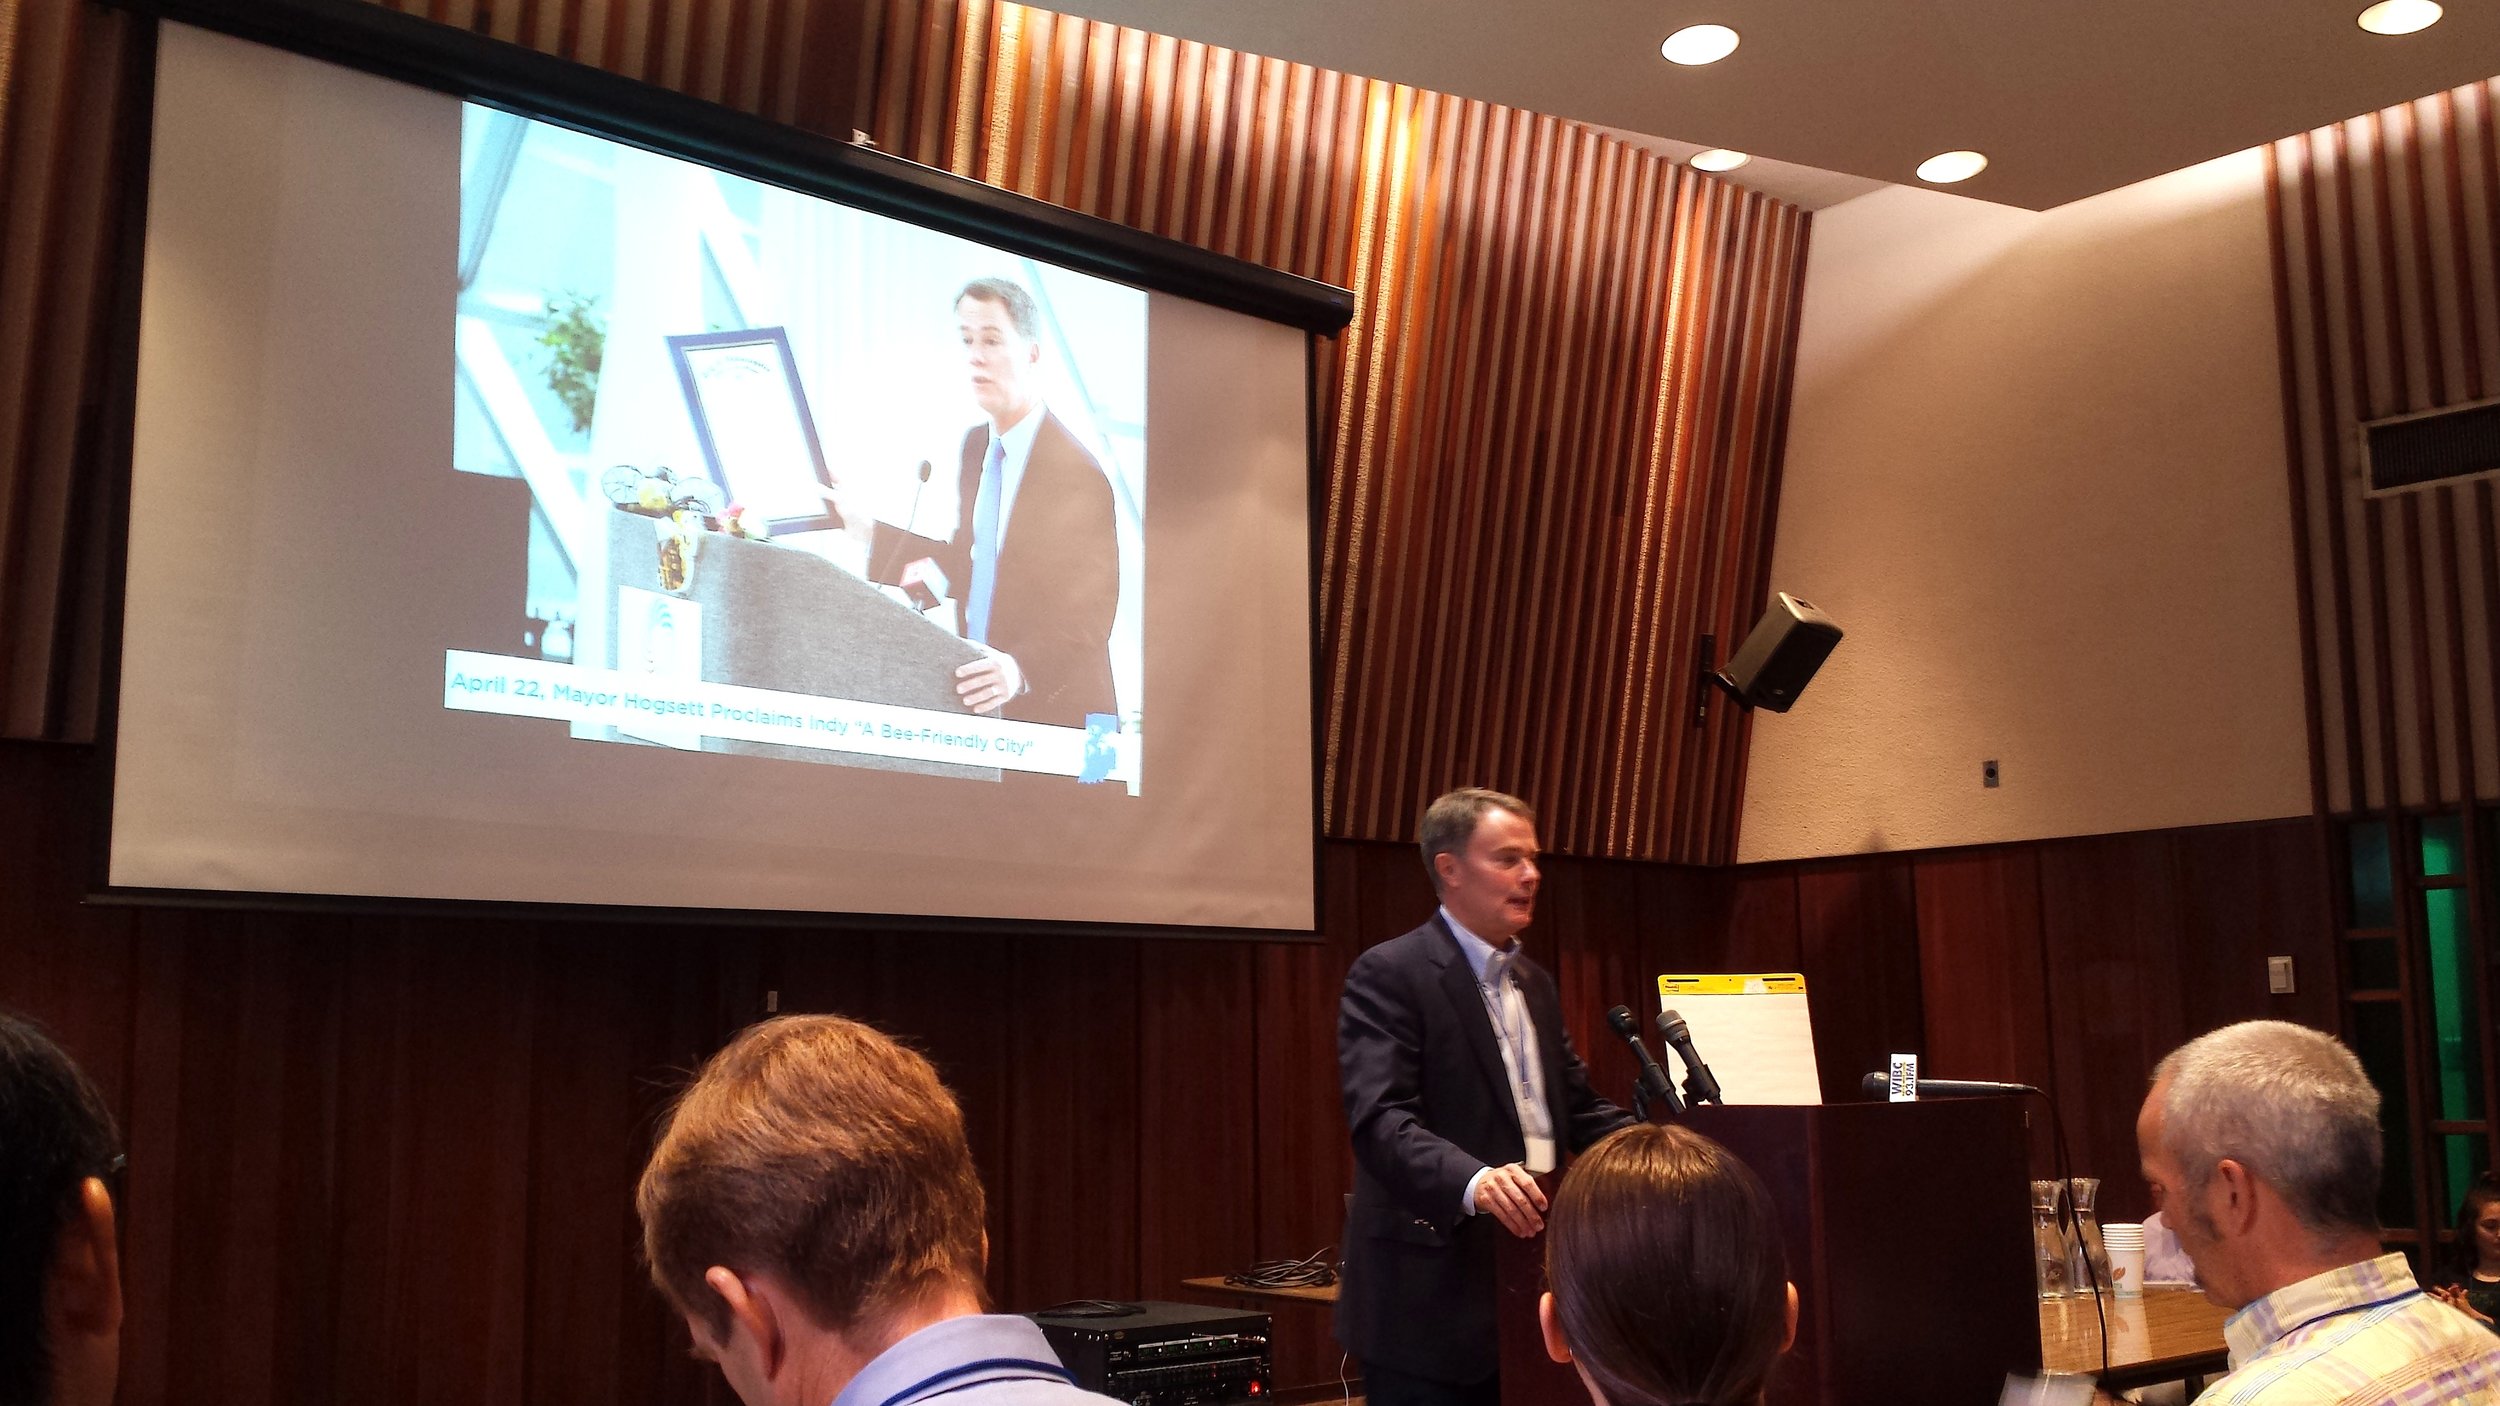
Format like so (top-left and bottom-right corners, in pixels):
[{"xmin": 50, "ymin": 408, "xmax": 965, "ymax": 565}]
[{"xmin": 1712, "ymin": 593, "xmax": 1842, "ymax": 713}]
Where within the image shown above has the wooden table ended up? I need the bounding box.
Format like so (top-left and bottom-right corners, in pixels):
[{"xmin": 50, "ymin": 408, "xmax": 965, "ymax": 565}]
[
  {"xmin": 1181, "ymin": 1276, "xmax": 1340, "ymax": 1309},
  {"xmin": 2039, "ymin": 1288, "xmax": 2232, "ymax": 1390}
]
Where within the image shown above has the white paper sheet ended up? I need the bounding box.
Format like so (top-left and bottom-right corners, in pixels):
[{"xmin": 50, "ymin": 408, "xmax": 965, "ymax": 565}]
[{"xmin": 1655, "ymin": 976, "xmax": 1822, "ymax": 1105}]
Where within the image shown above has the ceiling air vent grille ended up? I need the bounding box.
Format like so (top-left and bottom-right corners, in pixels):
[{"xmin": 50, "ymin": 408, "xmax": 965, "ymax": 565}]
[{"xmin": 2362, "ymin": 398, "xmax": 2500, "ymax": 496}]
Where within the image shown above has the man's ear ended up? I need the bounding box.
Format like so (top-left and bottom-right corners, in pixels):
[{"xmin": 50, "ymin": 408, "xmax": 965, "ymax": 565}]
[
  {"xmin": 2211, "ymin": 1160, "xmax": 2262, "ymax": 1238},
  {"xmin": 1537, "ymin": 1292, "xmax": 1572, "ymax": 1365},
  {"xmin": 1780, "ymin": 1281, "xmax": 1799, "ymax": 1354},
  {"xmin": 50, "ymin": 1177, "xmax": 122, "ymax": 1338},
  {"xmin": 704, "ymin": 1266, "xmax": 786, "ymax": 1376}
]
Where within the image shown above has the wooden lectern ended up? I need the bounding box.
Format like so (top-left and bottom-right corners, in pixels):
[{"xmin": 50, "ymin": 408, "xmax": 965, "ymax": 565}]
[
  {"xmin": 594, "ymin": 510, "xmax": 994, "ymax": 777},
  {"xmin": 1496, "ymin": 1099, "xmax": 2036, "ymax": 1406}
]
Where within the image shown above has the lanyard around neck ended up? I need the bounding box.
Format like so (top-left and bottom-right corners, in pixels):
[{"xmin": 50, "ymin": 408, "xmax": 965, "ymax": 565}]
[{"xmin": 875, "ymin": 1356, "xmax": 1075, "ymax": 1406}]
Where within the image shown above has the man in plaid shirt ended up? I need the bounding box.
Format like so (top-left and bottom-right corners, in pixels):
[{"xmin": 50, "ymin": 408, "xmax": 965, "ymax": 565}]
[{"xmin": 2135, "ymin": 1020, "xmax": 2500, "ymax": 1404}]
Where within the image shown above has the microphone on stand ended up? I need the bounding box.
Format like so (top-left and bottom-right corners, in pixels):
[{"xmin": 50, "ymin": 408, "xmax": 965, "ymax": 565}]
[
  {"xmin": 908, "ymin": 459, "xmax": 933, "ymax": 532},
  {"xmin": 1606, "ymin": 1005, "xmax": 1684, "ymax": 1120},
  {"xmin": 1656, "ymin": 1009, "xmax": 1724, "ymax": 1106}
]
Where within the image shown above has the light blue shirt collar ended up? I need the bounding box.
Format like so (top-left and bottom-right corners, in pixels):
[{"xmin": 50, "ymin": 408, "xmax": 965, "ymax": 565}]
[
  {"xmin": 832, "ymin": 1314, "xmax": 1072, "ymax": 1406},
  {"xmin": 1441, "ymin": 906, "xmax": 1521, "ymax": 988}
]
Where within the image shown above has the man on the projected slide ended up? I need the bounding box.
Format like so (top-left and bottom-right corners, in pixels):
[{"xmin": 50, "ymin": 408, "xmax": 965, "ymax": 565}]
[{"xmin": 852, "ymin": 278, "xmax": 1119, "ymax": 728}]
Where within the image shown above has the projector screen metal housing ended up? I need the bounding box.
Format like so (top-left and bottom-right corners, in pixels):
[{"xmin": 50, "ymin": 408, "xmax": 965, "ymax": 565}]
[{"xmin": 99, "ymin": 0, "xmax": 1348, "ymax": 940}]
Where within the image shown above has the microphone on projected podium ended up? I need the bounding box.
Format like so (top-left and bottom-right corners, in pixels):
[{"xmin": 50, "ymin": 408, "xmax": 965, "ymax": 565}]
[
  {"xmin": 908, "ymin": 459, "xmax": 933, "ymax": 532},
  {"xmin": 1656, "ymin": 1009, "xmax": 1724, "ymax": 1106},
  {"xmin": 1857, "ymin": 1072, "xmax": 2043, "ymax": 1101},
  {"xmin": 1606, "ymin": 1005, "xmax": 1684, "ymax": 1121}
]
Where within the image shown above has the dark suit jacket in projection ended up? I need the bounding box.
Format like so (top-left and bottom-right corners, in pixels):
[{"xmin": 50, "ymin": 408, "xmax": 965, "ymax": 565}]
[
  {"xmin": 926, "ymin": 409, "xmax": 1119, "ymax": 728},
  {"xmin": 1335, "ymin": 914, "xmax": 1632, "ymax": 1384}
]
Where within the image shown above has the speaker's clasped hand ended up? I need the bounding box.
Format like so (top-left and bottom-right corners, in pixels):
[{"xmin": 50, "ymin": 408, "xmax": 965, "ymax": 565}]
[{"xmin": 1476, "ymin": 1163, "xmax": 1546, "ymax": 1238}]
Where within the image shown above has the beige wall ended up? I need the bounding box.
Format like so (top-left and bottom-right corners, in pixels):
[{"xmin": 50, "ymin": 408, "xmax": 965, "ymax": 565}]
[{"xmin": 1737, "ymin": 150, "xmax": 2314, "ymax": 862}]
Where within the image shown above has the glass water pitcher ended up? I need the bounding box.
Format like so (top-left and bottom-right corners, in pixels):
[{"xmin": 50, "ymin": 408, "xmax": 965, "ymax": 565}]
[
  {"xmin": 2067, "ymin": 1176, "xmax": 2111, "ymax": 1293},
  {"xmin": 2032, "ymin": 1178, "xmax": 2074, "ymax": 1299}
]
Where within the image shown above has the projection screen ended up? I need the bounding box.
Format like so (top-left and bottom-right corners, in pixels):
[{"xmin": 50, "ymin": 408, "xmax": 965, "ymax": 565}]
[{"xmin": 107, "ymin": 14, "xmax": 1338, "ymax": 934}]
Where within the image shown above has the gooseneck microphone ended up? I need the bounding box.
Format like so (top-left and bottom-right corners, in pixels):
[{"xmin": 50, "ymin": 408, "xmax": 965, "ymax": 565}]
[
  {"xmin": 1655, "ymin": 1009, "xmax": 1724, "ymax": 1106},
  {"xmin": 1857, "ymin": 1072, "xmax": 2043, "ymax": 1100},
  {"xmin": 908, "ymin": 459, "xmax": 933, "ymax": 531},
  {"xmin": 1606, "ymin": 1005, "xmax": 1684, "ymax": 1119}
]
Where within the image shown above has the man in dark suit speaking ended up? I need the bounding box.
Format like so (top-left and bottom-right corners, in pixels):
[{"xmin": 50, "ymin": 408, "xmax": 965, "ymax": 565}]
[
  {"xmin": 1336, "ymin": 788, "xmax": 1632, "ymax": 1406},
  {"xmin": 867, "ymin": 277, "xmax": 1120, "ymax": 728}
]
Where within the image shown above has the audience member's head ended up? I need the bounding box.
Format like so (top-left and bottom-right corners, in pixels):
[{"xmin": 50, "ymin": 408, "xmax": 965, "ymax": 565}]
[
  {"xmin": 0, "ymin": 1012, "xmax": 123, "ymax": 1406},
  {"xmin": 636, "ymin": 1014, "xmax": 989, "ymax": 1406},
  {"xmin": 1539, "ymin": 1123, "xmax": 1795, "ymax": 1406},
  {"xmin": 2450, "ymin": 1172, "xmax": 2500, "ymax": 1280},
  {"xmin": 2137, "ymin": 1019, "xmax": 2384, "ymax": 1308}
]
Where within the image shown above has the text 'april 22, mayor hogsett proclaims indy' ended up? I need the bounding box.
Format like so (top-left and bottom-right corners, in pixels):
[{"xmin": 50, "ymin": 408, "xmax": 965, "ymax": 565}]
[{"xmin": 442, "ymin": 650, "xmax": 1129, "ymax": 780}]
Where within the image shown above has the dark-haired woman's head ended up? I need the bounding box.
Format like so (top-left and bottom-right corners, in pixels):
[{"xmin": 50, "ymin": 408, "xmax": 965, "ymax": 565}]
[
  {"xmin": 2455, "ymin": 1173, "xmax": 2500, "ymax": 1277},
  {"xmin": 0, "ymin": 1011, "xmax": 122, "ymax": 1406},
  {"xmin": 1540, "ymin": 1124, "xmax": 1794, "ymax": 1406}
]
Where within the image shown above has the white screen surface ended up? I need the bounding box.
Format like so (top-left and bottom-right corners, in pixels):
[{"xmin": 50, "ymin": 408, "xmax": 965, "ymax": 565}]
[{"xmin": 110, "ymin": 24, "xmax": 1317, "ymax": 931}]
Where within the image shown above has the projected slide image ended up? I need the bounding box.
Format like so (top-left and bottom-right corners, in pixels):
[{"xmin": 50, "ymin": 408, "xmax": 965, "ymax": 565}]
[{"xmin": 450, "ymin": 105, "xmax": 1147, "ymax": 788}]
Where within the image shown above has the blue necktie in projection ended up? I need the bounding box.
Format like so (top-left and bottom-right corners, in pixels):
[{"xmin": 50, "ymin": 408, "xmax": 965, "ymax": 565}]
[{"xmin": 966, "ymin": 437, "xmax": 1004, "ymax": 644}]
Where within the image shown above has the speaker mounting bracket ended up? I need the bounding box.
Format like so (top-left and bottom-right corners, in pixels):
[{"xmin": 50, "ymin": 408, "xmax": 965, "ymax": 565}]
[{"xmin": 1694, "ymin": 632, "xmax": 1747, "ymax": 727}]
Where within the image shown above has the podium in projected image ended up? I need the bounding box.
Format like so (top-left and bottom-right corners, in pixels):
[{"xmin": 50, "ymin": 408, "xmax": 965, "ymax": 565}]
[
  {"xmin": 1495, "ymin": 1098, "xmax": 2037, "ymax": 1406},
  {"xmin": 591, "ymin": 508, "xmax": 997, "ymax": 778}
]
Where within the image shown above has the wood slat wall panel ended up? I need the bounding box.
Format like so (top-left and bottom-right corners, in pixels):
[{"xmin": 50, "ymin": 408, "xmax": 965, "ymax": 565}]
[
  {"xmin": 1792, "ymin": 858, "xmax": 1924, "ymax": 1106},
  {"xmin": 2036, "ymin": 832, "xmax": 2191, "ymax": 1225},
  {"xmin": 2172, "ymin": 821, "xmax": 2338, "ymax": 1041},
  {"xmin": 1910, "ymin": 847, "xmax": 2058, "ymax": 1170},
  {"xmin": 2271, "ymin": 78, "xmax": 2500, "ymax": 813},
  {"xmin": 1000, "ymin": 937, "xmax": 1143, "ymax": 1311},
  {"xmin": 1128, "ymin": 951, "xmax": 1265, "ymax": 1307},
  {"xmin": 863, "ymin": 0, "xmax": 1807, "ymax": 864},
  {"xmin": 1250, "ymin": 841, "xmax": 1371, "ymax": 1391}
]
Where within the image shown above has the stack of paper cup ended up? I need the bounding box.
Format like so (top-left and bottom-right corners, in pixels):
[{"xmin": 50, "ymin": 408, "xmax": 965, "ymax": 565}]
[{"xmin": 2101, "ymin": 1222, "xmax": 2146, "ymax": 1299}]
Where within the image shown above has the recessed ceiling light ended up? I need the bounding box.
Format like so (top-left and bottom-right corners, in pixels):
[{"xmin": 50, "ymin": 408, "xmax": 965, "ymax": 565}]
[
  {"xmin": 1916, "ymin": 150, "xmax": 1988, "ymax": 184},
  {"xmin": 2357, "ymin": 0, "xmax": 2442, "ymax": 34},
  {"xmin": 1660, "ymin": 24, "xmax": 1740, "ymax": 65},
  {"xmin": 1689, "ymin": 149, "xmax": 1751, "ymax": 172}
]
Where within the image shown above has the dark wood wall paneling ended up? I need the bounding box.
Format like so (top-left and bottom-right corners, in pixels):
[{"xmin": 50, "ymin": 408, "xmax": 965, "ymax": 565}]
[
  {"xmin": 1689, "ymin": 827, "xmax": 2338, "ymax": 1224},
  {"xmin": 4, "ymin": 740, "xmax": 2337, "ymax": 1404}
]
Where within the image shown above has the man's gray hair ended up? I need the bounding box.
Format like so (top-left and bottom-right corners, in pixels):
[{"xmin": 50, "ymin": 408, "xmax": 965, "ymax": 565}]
[
  {"xmin": 1418, "ymin": 788, "xmax": 1535, "ymax": 891},
  {"xmin": 2152, "ymin": 1020, "xmax": 2381, "ymax": 1236}
]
